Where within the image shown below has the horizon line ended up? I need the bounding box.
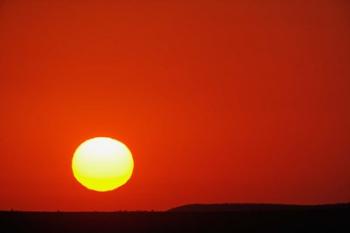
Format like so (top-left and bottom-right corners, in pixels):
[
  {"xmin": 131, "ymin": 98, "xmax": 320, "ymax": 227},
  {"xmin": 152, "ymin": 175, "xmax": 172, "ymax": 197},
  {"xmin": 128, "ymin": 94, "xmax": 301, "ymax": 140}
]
[{"xmin": 1, "ymin": 202, "xmax": 349, "ymax": 213}]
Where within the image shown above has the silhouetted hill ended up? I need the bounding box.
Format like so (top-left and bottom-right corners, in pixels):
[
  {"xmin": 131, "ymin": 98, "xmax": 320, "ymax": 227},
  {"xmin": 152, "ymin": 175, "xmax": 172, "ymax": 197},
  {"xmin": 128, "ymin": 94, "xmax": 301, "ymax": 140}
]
[
  {"xmin": 168, "ymin": 203, "xmax": 350, "ymax": 212},
  {"xmin": 0, "ymin": 203, "xmax": 349, "ymax": 233}
]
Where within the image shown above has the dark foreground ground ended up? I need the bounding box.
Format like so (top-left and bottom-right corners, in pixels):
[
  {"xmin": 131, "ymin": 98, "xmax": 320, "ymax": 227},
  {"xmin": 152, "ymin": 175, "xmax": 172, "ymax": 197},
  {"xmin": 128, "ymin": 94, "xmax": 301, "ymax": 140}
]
[{"xmin": 0, "ymin": 203, "xmax": 349, "ymax": 233}]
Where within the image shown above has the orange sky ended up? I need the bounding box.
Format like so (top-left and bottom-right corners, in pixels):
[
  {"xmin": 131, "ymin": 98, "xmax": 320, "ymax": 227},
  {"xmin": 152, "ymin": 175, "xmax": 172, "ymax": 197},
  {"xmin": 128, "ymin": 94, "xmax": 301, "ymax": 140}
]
[{"xmin": 0, "ymin": 0, "xmax": 349, "ymax": 211}]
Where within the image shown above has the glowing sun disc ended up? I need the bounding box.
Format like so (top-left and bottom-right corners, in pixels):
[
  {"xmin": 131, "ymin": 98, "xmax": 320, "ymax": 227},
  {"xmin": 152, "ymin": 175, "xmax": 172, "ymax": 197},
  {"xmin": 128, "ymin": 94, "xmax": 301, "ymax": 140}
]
[{"xmin": 72, "ymin": 137, "xmax": 134, "ymax": 192}]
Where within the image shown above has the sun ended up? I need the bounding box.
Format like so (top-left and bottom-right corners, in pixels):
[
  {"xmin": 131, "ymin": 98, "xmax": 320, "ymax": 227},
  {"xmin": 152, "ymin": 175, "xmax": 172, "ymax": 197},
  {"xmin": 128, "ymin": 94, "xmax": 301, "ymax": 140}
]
[{"xmin": 72, "ymin": 137, "xmax": 134, "ymax": 192}]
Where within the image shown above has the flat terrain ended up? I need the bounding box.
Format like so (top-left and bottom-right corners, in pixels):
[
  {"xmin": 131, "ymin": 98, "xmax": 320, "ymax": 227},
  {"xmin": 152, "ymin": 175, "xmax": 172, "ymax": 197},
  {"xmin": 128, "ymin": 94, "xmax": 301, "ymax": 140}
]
[{"xmin": 0, "ymin": 204, "xmax": 349, "ymax": 233}]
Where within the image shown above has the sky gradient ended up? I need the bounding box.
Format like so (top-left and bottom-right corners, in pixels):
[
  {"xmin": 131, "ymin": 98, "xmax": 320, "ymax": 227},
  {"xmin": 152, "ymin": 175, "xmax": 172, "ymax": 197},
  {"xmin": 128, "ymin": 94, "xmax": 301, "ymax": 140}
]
[{"xmin": 0, "ymin": 0, "xmax": 350, "ymax": 211}]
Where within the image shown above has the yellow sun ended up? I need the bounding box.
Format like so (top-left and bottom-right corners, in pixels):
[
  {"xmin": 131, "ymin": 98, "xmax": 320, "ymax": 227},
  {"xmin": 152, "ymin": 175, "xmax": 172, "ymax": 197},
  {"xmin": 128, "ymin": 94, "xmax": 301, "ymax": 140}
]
[{"xmin": 72, "ymin": 137, "xmax": 134, "ymax": 192}]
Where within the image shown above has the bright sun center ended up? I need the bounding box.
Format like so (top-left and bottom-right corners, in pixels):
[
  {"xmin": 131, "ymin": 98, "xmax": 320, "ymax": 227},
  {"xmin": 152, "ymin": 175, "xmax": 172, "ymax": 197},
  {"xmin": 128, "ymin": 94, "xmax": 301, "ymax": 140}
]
[{"xmin": 72, "ymin": 137, "xmax": 134, "ymax": 192}]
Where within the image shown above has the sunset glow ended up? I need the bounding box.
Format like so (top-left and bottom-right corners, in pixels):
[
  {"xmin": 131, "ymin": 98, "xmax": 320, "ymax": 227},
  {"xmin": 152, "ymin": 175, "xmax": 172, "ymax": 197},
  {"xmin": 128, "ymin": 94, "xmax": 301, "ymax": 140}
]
[{"xmin": 0, "ymin": 0, "xmax": 349, "ymax": 211}]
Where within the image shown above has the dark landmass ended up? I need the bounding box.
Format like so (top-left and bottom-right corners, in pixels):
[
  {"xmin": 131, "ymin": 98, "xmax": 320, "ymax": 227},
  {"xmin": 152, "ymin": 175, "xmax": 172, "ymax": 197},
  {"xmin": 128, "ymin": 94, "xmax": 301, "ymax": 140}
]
[
  {"xmin": 1, "ymin": 203, "xmax": 349, "ymax": 233},
  {"xmin": 168, "ymin": 202, "xmax": 350, "ymax": 212}
]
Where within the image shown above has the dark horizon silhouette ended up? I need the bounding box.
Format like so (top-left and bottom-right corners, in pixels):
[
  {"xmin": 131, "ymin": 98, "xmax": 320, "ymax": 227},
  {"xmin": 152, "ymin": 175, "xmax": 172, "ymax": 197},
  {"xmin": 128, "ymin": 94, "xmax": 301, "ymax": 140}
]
[
  {"xmin": 2, "ymin": 202, "xmax": 349, "ymax": 213},
  {"xmin": 1, "ymin": 202, "xmax": 349, "ymax": 233},
  {"xmin": 167, "ymin": 202, "xmax": 350, "ymax": 212}
]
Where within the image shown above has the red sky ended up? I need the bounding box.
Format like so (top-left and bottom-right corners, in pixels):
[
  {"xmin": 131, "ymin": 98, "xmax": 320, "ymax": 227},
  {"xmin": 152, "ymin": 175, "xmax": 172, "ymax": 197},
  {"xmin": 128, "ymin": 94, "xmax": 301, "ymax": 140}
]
[{"xmin": 0, "ymin": 0, "xmax": 349, "ymax": 211}]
